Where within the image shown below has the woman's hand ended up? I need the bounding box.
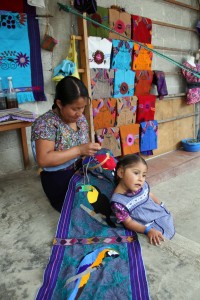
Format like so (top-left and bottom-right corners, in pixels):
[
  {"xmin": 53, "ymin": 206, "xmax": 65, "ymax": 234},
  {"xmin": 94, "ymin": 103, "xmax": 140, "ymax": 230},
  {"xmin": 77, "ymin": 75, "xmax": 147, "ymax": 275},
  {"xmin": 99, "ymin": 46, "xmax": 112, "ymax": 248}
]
[
  {"xmin": 78, "ymin": 143, "xmax": 101, "ymax": 156},
  {"xmin": 147, "ymin": 228, "xmax": 165, "ymax": 246}
]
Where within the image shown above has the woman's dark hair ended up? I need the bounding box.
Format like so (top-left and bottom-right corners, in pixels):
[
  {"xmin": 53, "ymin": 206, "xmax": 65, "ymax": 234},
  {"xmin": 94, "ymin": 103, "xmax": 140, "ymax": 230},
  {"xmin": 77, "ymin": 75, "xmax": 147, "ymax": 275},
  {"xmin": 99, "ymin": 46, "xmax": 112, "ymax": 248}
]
[
  {"xmin": 52, "ymin": 76, "xmax": 89, "ymax": 109},
  {"xmin": 115, "ymin": 154, "xmax": 148, "ymax": 183}
]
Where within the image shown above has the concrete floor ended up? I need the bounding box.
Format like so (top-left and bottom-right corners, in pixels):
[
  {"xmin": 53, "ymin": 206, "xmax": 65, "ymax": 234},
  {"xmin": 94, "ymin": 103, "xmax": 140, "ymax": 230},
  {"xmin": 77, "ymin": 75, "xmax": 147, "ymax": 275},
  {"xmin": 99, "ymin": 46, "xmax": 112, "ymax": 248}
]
[{"xmin": 1, "ymin": 161, "xmax": 200, "ymax": 299}]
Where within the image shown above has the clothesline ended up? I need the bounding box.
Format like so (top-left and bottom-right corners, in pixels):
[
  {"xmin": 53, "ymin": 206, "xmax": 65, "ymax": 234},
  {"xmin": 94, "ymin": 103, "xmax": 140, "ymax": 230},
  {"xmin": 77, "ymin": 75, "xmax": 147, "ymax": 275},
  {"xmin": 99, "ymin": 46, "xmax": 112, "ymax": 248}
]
[{"xmin": 57, "ymin": 2, "xmax": 200, "ymax": 79}]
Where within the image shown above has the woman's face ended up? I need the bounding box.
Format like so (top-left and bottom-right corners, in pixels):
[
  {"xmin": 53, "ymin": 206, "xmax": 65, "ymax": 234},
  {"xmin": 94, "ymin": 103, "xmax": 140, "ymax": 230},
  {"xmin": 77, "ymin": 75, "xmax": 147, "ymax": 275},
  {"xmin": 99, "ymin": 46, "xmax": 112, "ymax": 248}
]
[{"xmin": 57, "ymin": 97, "xmax": 87, "ymax": 123}]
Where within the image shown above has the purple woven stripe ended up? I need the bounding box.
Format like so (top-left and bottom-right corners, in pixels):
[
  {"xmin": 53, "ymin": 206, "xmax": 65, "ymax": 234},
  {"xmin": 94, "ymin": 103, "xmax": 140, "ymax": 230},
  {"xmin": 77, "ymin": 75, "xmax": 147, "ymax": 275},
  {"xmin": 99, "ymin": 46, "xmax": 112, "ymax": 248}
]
[
  {"xmin": 0, "ymin": 116, "xmax": 10, "ymax": 122},
  {"xmin": 126, "ymin": 230, "xmax": 150, "ymax": 300},
  {"xmin": 36, "ymin": 175, "xmax": 80, "ymax": 300},
  {"xmin": 11, "ymin": 116, "xmax": 35, "ymax": 122},
  {"xmin": 27, "ymin": 15, "xmax": 46, "ymax": 101}
]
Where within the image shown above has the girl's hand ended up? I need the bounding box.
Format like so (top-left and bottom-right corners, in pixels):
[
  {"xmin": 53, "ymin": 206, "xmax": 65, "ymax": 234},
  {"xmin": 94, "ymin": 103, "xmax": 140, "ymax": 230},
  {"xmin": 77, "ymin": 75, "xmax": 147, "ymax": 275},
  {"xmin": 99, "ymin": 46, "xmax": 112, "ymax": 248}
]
[
  {"xmin": 78, "ymin": 143, "xmax": 101, "ymax": 156},
  {"xmin": 147, "ymin": 228, "xmax": 165, "ymax": 246}
]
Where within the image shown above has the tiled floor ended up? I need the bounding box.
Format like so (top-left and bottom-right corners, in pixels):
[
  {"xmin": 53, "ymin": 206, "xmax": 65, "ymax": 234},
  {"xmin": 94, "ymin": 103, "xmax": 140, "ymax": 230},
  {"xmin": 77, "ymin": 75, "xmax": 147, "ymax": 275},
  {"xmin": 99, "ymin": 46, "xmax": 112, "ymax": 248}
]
[{"xmin": 146, "ymin": 149, "xmax": 200, "ymax": 186}]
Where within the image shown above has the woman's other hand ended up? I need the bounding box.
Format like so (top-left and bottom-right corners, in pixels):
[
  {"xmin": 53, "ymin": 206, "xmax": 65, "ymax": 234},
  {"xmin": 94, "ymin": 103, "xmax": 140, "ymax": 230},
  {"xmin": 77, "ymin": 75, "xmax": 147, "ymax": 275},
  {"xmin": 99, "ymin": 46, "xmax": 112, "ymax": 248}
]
[{"xmin": 78, "ymin": 143, "xmax": 101, "ymax": 156}]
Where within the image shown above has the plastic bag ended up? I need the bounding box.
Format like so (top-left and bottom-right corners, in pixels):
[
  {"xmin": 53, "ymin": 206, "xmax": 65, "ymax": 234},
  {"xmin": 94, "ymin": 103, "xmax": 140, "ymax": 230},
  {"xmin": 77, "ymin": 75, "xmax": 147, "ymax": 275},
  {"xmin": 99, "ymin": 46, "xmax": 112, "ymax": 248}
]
[{"xmin": 66, "ymin": 36, "xmax": 80, "ymax": 79}]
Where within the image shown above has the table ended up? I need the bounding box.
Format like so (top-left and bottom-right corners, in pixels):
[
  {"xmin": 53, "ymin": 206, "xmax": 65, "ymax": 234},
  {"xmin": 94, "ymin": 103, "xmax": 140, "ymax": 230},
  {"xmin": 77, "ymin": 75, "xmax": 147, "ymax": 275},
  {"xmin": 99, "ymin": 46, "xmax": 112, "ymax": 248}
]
[{"xmin": 0, "ymin": 120, "xmax": 32, "ymax": 169}]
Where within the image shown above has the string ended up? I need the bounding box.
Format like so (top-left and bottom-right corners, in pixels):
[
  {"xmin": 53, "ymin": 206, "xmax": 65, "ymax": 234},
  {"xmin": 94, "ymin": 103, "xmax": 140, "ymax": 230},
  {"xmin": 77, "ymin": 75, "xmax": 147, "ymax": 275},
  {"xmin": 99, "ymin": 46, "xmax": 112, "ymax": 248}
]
[
  {"xmin": 57, "ymin": 2, "xmax": 200, "ymax": 78},
  {"xmin": 83, "ymin": 156, "xmax": 92, "ymax": 185}
]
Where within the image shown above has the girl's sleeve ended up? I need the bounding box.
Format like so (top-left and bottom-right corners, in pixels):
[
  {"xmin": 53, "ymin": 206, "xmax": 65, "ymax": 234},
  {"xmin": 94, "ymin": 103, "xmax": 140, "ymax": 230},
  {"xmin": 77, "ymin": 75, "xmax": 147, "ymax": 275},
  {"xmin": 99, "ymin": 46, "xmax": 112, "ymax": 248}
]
[{"xmin": 111, "ymin": 202, "xmax": 130, "ymax": 223}]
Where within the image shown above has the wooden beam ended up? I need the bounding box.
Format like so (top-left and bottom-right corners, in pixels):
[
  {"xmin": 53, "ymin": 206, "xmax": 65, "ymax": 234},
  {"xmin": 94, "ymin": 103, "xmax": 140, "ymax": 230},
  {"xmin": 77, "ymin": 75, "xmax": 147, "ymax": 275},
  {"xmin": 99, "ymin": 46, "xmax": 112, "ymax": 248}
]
[
  {"xmin": 154, "ymin": 45, "xmax": 191, "ymax": 53},
  {"xmin": 159, "ymin": 0, "xmax": 199, "ymax": 12},
  {"xmin": 152, "ymin": 20, "xmax": 196, "ymax": 32}
]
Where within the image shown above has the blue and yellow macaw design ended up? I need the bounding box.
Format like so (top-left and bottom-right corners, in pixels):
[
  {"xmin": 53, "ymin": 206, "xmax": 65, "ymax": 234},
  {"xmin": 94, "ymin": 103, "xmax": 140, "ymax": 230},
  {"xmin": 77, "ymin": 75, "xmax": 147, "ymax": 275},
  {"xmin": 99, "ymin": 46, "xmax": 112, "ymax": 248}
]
[{"xmin": 66, "ymin": 247, "xmax": 119, "ymax": 300}]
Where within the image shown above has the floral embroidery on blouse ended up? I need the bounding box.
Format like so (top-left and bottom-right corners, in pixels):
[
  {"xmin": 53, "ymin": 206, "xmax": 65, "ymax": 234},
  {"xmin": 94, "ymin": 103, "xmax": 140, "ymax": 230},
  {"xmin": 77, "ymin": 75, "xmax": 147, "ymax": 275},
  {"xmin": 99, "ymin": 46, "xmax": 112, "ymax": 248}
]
[
  {"xmin": 111, "ymin": 202, "xmax": 130, "ymax": 223},
  {"xmin": 31, "ymin": 110, "xmax": 89, "ymax": 151}
]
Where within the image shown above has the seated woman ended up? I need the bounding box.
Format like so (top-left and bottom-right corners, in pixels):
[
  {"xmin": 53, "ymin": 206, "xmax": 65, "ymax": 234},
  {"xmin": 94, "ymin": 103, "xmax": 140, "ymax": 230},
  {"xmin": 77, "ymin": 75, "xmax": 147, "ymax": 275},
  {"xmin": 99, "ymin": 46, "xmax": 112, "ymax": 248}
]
[{"xmin": 31, "ymin": 76, "xmax": 101, "ymax": 212}]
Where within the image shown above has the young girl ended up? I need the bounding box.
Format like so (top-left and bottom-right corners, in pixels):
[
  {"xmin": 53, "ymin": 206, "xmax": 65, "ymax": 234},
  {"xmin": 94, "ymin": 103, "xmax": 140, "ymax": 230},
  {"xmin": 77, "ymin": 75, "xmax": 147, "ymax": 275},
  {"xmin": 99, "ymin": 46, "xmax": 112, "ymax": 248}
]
[{"xmin": 110, "ymin": 154, "xmax": 175, "ymax": 245}]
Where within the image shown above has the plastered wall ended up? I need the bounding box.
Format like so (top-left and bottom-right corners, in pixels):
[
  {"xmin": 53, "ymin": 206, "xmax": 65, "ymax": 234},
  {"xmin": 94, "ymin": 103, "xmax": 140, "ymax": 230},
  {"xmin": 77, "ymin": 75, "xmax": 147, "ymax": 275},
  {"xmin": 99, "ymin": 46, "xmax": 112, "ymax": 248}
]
[{"xmin": 0, "ymin": 0, "xmax": 199, "ymax": 175}]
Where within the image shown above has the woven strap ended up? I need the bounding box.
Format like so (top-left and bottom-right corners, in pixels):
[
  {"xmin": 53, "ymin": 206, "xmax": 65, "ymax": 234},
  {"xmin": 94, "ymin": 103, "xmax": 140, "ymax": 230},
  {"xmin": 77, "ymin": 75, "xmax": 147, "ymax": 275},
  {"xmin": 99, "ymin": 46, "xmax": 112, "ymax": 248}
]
[{"xmin": 53, "ymin": 235, "xmax": 137, "ymax": 246}]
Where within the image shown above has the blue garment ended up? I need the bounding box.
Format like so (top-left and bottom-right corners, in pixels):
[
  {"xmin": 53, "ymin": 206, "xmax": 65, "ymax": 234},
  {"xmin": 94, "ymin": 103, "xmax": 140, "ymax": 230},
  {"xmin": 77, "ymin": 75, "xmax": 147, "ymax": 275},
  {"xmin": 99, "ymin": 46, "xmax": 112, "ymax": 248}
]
[
  {"xmin": 140, "ymin": 120, "xmax": 158, "ymax": 152},
  {"xmin": 111, "ymin": 182, "xmax": 175, "ymax": 240},
  {"xmin": 113, "ymin": 69, "xmax": 135, "ymax": 98},
  {"xmin": 111, "ymin": 40, "xmax": 133, "ymax": 70}
]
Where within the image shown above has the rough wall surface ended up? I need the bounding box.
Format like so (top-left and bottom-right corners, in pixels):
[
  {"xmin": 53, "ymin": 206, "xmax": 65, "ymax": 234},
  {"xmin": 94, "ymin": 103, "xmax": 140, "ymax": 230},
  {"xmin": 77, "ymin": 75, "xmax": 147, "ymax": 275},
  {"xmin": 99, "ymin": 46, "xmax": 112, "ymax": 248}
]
[{"xmin": 0, "ymin": 0, "xmax": 199, "ymax": 175}]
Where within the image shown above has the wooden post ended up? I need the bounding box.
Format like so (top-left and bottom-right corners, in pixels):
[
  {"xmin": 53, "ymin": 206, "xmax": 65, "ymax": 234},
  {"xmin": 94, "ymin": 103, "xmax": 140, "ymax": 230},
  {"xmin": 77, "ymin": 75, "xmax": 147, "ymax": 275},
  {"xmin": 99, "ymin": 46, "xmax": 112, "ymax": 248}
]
[
  {"xmin": 77, "ymin": 13, "xmax": 95, "ymax": 142},
  {"xmin": 20, "ymin": 127, "xmax": 30, "ymax": 169}
]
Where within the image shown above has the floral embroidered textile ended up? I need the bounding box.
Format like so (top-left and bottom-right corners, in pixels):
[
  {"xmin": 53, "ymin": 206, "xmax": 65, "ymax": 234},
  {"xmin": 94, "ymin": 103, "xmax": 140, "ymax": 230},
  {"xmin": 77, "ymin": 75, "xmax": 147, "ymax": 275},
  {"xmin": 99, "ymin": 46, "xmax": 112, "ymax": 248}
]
[
  {"xmin": 136, "ymin": 95, "xmax": 156, "ymax": 123},
  {"xmin": 88, "ymin": 6, "xmax": 109, "ymax": 38},
  {"xmin": 88, "ymin": 36, "xmax": 112, "ymax": 69},
  {"xmin": 181, "ymin": 61, "xmax": 200, "ymax": 104},
  {"xmin": 96, "ymin": 127, "xmax": 122, "ymax": 157},
  {"xmin": 153, "ymin": 71, "xmax": 168, "ymax": 100},
  {"xmin": 111, "ymin": 40, "xmax": 133, "ymax": 70},
  {"xmin": 131, "ymin": 15, "xmax": 152, "ymax": 43},
  {"xmin": 116, "ymin": 96, "xmax": 137, "ymax": 126},
  {"xmin": 92, "ymin": 98, "xmax": 117, "ymax": 130},
  {"xmin": 113, "ymin": 69, "xmax": 135, "ymax": 98},
  {"xmin": 120, "ymin": 123, "xmax": 140, "ymax": 155},
  {"xmin": 140, "ymin": 120, "xmax": 158, "ymax": 152},
  {"xmin": 132, "ymin": 44, "xmax": 153, "ymax": 70},
  {"xmin": 109, "ymin": 9, "xmax": 131, "ymax": 40},
  {"xmin": 134, "ymin": 70, "xmax": 153, "ymax": 96},
  {"xmin": 90, "ymin": 69, "xmax": 114, "ymax": 99}
]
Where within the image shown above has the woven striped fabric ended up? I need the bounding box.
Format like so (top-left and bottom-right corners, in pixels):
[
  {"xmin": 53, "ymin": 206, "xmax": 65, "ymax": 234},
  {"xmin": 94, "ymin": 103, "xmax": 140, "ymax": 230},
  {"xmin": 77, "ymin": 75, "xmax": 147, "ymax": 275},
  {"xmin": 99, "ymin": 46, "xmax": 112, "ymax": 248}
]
[{"xmin": 0, "ymin": 108, "xmax": 36, "ymax": 123}]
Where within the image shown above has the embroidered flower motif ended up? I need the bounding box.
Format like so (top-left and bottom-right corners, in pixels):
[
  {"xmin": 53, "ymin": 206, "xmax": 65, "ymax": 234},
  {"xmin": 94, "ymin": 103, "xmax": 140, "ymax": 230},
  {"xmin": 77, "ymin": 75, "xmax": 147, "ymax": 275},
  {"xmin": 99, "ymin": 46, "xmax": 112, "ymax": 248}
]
[
  {"xmin": 93, "ymin": 50, "xmax": 105, "ymax": 64},
  {"xmin": 15, "ymin": 52, "xmax": 29, "ymax": 68},
  {"xmin": 126, "ymin": 134, "xmax": 134, "ymax": 146},
  {"xmin": 120, "ymin": 82, "xmax": 128, "ymax": 94},
  {"xmin": 91, "ymin": 13, "xmax": 102, "ymax": 28},
  {"xmin": 114, "ymin": 19, "xmax": 126, "ymax": 34},
  {"xmin": 18, "ymin": 13, "xmax": 26, "ymax": 26}
]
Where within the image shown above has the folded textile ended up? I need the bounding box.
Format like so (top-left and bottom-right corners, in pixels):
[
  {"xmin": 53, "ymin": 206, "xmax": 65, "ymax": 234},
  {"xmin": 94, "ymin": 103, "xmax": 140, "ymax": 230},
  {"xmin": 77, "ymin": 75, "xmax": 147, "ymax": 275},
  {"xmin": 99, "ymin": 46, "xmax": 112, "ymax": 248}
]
[
  {"xmin": 92, "ymin": 98, "xmax": 117, "ymax": 130},
  {"xmin": 116, "ymin": 96, "xmax": 137, "ymax": 126},
  {"xmin": 90, "ymin": 69, "xmax": 114, "ymax": 99},
  {"xmin": 120, "ymin": 123, "xmax": 140, "ymax": 155},
  {"xmin": 0, "ymin": 10, "xmax": 46, "ymax": 103},
  {"xmin": 0, "ymin": 108, "xmax": 36, "ymax": 123},
  {"xmin": 153, "ymin": 71, "xmax": 168, "ymax": 100},
  {"xmin": 113, "ymin": 69, "xmax": 135, "ymax": 98},
  {"xmin": 132, "ymin": 44, "xmax": 153, "ymax": 70},
  {"xmin": 74, "ymin": 0, "xmax": 97, "ymax": 14},
  {"xmin": 140, "ymin": 120, "xmax": 158, "ymax": 152},
  {"xmin": 27, "ymin": 0, "xmax": 45, "ymax": 8},
  {"xmin": 96, "ymin": 127, "xmax": 122, "ymax": 157},
  {"xmin": 88, "ymin": 6, "xmax": 109, "ymax": 38},
  {"xmin": 131, "ymin": 15, "xmax": 152, "ymax": 43},
  {"xmin": 136, "ymin": 95, "xmax": 156, "ymax": 123},
  {"xmin": 53, "ymin": 60, "xmax": 75, "ymax": 78},
  {"xmin": 109, "ymin": 8, "xmax": 131, "ymax": 40},
  {"xmin": 88, "ymin": 37, "xmax": 112, "ymax": 69},
  {"xmin": 182, "ymin": 61, "xmax": 200, "ymax": 104},
  {"xmin": 134, "ymin": 70, "xmax": 153, "ymax": 96},
  {"xmin": 111, "ymin": 40, "xmax": 133, "ymax": 70}
]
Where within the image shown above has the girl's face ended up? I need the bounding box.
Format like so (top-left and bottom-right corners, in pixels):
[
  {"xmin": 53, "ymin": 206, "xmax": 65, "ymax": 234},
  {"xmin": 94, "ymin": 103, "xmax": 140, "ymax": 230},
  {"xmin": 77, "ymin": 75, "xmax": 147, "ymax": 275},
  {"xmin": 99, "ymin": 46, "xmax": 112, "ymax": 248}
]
[
  {"xmin": 117, "ymin": 162, "xmax": 147, "ymax": 193},
  {"xmin": 56, "ymin": 97, "xmax": 87, "ymax": 123}
]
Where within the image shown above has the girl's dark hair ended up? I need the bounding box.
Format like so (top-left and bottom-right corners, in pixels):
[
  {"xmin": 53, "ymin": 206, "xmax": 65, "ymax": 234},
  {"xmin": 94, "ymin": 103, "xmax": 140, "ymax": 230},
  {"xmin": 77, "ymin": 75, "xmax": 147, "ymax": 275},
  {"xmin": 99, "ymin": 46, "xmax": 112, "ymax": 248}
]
[
  {"xmin": 52, "ymin": 76, "xmax": 89, "ymax": 109},
  {"xmin": 115, "ymin": 154, "xmax": 148, "ymax": 183}
]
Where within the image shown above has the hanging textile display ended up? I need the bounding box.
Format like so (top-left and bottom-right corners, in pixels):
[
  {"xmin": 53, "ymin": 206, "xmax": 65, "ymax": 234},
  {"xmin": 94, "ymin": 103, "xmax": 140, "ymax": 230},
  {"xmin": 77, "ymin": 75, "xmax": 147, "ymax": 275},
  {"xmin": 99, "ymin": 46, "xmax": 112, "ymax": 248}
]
[
  {"xmin": 153, "ymin": 71, "xmax": 168, "ymax": 100},
  {"xmin": 113, "ymin": 69, "xmax": 135, "ymax": 98},
  {"xmin": 74, "ymin": 0, "xmax": 97, "ymax": 14},
  {"xmin": 136, "ymin": 95, "xmax": 156, "ymax": 123},
  {"xmin": 181, "ymin": 61, "xmax": 200, "ymax": 104},
  {"xmin": 92, "ymin": 98, "xmax": 117, "ymax": 130},
  {"xmin": 111, "ymin": 40, "xmax": 133, "ymax": 70},
  {"xmin": 96, "ymin": 127, "xmax": 122, "ymax": 157},
  {"xmin": 119, "ymin": 123, "xmax": 140, "ymax": 155},
  {"xmin": 116, "ymin": 96, "xmax": 137, "ymax": 126},
  {"xmin": 90, "ymin": 69, "xmax": 114, "ymax": 99},
  {"xmin": 88, "ymin": 6, "xmax": 109, "ymax": 38},
  {"xmin": 140, "ymin": 120, "xmax": 158, "ymax": 152},
  {"xmin": 132, "ymin": 44, "xmax": 153, "ymax": 70},
  {"xmin": 0, "ymin": 10, "xmax": 46, "ymax": 103},
  {"xmin": 88, "ymin": 37, "xmax": 112, "ymax": 69},
  {"xmin": 134, "ymin": 70, "xmax": 153, "ymax": 96},
  {"xmin": 109, "ymin": 8, "xmax": 131, "ymax": 40},
  {"xmin": 27, "ymin": 0, "xmax": 45, "ymax": 8},
  {"xmin": 131, "ymin": 15, "xmax": 152, "ymax": 44}
]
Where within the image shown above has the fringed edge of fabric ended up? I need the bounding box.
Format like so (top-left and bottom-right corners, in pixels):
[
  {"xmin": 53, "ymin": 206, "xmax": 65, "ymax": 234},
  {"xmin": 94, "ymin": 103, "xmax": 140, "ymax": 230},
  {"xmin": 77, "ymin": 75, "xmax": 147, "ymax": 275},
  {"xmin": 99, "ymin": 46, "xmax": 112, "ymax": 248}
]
[
  {"xmin": 17, "ymin": 91, "xmax": 35, "ymax": 104},
  {"xmin": 33, "ymin": 90, "xmax": 47, "ymax": 101}
]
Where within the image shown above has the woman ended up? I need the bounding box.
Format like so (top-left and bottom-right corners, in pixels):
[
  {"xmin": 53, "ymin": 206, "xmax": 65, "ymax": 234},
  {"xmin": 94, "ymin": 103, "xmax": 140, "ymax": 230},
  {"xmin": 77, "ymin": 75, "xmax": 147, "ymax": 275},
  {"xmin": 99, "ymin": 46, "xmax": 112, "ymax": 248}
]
[{"xmin": 31, "ymin": 76, "xmax": 101, "ymax": 212}]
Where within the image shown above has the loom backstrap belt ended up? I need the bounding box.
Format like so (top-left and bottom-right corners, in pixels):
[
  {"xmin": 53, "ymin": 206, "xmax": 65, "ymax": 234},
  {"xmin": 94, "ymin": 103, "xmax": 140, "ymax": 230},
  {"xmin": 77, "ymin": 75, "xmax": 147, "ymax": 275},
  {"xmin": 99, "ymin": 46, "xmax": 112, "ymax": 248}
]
[{"xmin": 57, "ymin": 2, "xmax": 200, "ymax": 79}]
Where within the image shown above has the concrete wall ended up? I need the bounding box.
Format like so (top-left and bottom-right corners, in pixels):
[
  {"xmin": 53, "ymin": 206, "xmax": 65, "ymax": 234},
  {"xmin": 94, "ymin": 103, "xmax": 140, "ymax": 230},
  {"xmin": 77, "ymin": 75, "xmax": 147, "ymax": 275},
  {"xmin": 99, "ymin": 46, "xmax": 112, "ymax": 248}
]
[{"xmin": 0, "ymin": 0, "xmax": 199, "ymax": 175}]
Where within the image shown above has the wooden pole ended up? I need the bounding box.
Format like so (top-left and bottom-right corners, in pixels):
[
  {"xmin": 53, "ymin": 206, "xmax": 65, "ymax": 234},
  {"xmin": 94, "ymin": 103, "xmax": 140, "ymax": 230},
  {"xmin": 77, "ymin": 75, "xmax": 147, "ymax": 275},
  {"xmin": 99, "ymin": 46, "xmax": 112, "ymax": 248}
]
[
  {"xmin": 152, "ymin": 20, "xmax": 196, "ymax": 32},
  {"xmin": 159, "ymin": 0, "xmax": 199, "ymax": 12}
]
